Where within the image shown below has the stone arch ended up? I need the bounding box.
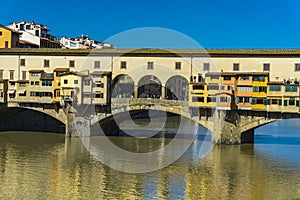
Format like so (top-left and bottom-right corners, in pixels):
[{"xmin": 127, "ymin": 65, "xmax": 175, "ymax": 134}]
[
  {"xmin": 165, "ymin": 75, "xmax": 189, "ymax": 101},
  {"xmin": 112, "ymin": 74, "xmax": 135, "ymax": 98},
  {"xmin": 138, "ymin": 75, "xmax": 162, "ymax": 99},
  {"xmin": 0, "ymin": 107, "xmax": 65, "ymax": 133}
]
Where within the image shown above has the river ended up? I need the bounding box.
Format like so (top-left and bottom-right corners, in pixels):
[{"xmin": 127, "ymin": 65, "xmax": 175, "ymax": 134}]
[{"xmin": 0, "ymin": 119, "xmax": 300, "ymax": 199}]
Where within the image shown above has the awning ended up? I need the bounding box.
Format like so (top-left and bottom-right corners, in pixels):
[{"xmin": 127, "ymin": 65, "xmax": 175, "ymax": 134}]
[
  {"xmin": 18, "ymin": 90, "xmax": 26, "ymax": 94},
  {"xmin": 8, "ymin": 89, "xmax": 15, "ymax": 94}
]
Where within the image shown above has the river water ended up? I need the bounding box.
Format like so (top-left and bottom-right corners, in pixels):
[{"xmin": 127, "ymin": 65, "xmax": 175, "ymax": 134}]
[{"xmin": 0, "ymin": 119, "xmax": 300, "ymax": 199}]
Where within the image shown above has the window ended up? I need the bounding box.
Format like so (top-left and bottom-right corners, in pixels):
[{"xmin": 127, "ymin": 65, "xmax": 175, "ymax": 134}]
[
  {"xmin": 223, "ymin": 76, "xmax": 231, "ymax": 81},
  {"xmin": 35, "ymin": 81, "xmax": 39, "ymax": 86},
  {"xmin": 35, "ymin": 30, "xmax": 39, "ymax": 36},
  {"xmin": 192, "ymin": 97, "xmax": 204, "ymax": 102},
  {"xmin": 254, "ymin": 86, "xmax": 267, "ymax": 92},
  {"xmin": 0, "ymin": 70, "xmax": 3, "ymax": 79},
  {"xmin": 295, "ymin": 64, "xmax": 300, "ymax": 71},
  {"xmin": 64, "ymin": 79, "xmax": 68, "ymax": 84},
  {"xmin": 69, "ymin": 60, "xmax": 75, "ymax": 68},
  {"xmin": 30, "ymin": 81, "xmax": 34, "ymax": 85},
  {"xmin": 84, "ymin": 93, "xmax": 91, "ymax": 98},
  {"xmin": 147, "ymin": 62, "xmax": 154, "ymax": 70},
  {"xmin": 19, "ymin": 83, "xmax": 26, "ymax": 87},
  {"xmin": 42, "ymin": 80, "xmax": 52, "ymax": 86},
  {"xmin": 96, "ymin": 83, "xmax": 104, "ymax": 88},
  {"xmin": 263, "ymin": 63, "xmax": 270, "ymax": 71},
  {"xmin": 253, "ymin": 76, "xmax": 265, "ymax": 82},
  {"xmin": 207, "ymin": 85, "xmax": 219, "ymax": 90},
  {"xmin": 94, "ymin": 61, "xmax": 100, "ymax": 69},
  {"xmin": 269, "ymin": 85, "xmax": 281, "ymax": 91},
  {"xmin": 22, "ymin": 71, "xmax": 26, "ymax": 80},
  {"xmin": 19, "ymin": 91, "xmax": 26, "ymax": 97},
  {"xmin": 74, "ymin": 80, "xmax": 78, "ymax": 84},
  {"xmin": 203, "ymin": 63, "xmax": 210, "ymax": 71},
  {"xmin": 44, "ymin": 59, "xmax": 50, "ymax": 68},
  {"xmin": 0, "ymin": 31, "xmax": 2, "ymax": 36},
  {"xmin": 120, "ymin": 61, "xmax": 127, "ymax": 69},
  {"xmin": 207, "ymin": 97, "xmax": 216, "ymax": 103},
  {"xmin": 192, "ymin": 85, "xmax": 204, "ymax": 90},
  {"xmin": 233, "ymin": 63, "xmax": 239, "ymax": 71},
  {"xmin": 30, "ymin": 92, "xmax": 35, "ymax": 97},
  {"xmin": 20, "ymin": 24, "xmax": 24, "ymax": 30},
  {"xmin": 84, "ymin": 80, "xmax": 90, "ymax": 85},
  {"xmin": 238, "ymin": 86, "xmax": 251, "ymax": 91},
  {"xmin": 271, "ymin": 99, "xmax": 278, "ymax": 105},
  {"xmin": 26, "ymin": 25, "xmax": 30, "ymax": 30},
  {"xmin": 289, "ymin": 99, "xmax": 295, "ymax": 106},
  {"xmin": 5, "ymin": 41, "xmax": 8, "ymax": 48},
  {"xmin": 9, "ymin": 70, "xmax": 14, "ymax": 80},
  {"xmin": 285, "ymin": 85, "xmax": 298, "ymax": 92},
  {"xmin": 20, "ymin": 59, "xmax": 25, "ymax": 66},
  {"xmin": 95, "ymin": 93, "xmax": 104, "ymax": 98},
  {"xmin": 175, "ymin": 62, "xmax": 181, "ymax": 70},
  {"xmin": 240, "ymin": 76, "xmax": 249, "ymax": 80}
]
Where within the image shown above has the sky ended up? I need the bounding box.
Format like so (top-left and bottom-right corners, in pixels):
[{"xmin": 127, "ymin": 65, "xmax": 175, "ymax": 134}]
[{"xmin": 1, "ymin": 0, "xmax": 300, "ymax": 49}]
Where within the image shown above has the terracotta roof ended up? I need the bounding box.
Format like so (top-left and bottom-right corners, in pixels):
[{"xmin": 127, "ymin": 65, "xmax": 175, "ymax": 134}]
[
  {"xmin": 90, "ymin": 71, "xmax": 111, "ymax": 75},
  {"xmin": 54, "ymin": 68, "xmax": 70, "ymax": 72},
  {"xmin": 29, "ymin": 69, "xmax": 44, "ymax": 73},
  {"xmin": 17, "ymin": 80, "xmax": 29, "ymax": 83},
  {"xmin": 206, "ymin": 72, "xmax": 269, "ymax": 76},
  {"xmin": 268, "ymin": 81, "xmax": 284, "ymax": 85}
]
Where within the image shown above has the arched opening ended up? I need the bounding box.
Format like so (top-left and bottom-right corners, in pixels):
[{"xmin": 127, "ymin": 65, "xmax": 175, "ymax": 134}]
[
  {"xmin": 112, "ymin": 74, "xmax": 134, "ymax": 98},
  {"xmin": 0, "ymin": 107, "xmax": 65, "ymax": 133},
  {"xmin": 138, "ymin": 75, "xmax": 162, "ymax": 99},
  {"xmin": 165, "ymin": 75, "xmax": 189, "ymax": 100}
]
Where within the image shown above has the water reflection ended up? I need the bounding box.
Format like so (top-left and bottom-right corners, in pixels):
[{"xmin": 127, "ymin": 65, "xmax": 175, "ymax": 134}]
[{"xmin": 0, "ymin": 131, "xmax": 299, "ymax": 199}]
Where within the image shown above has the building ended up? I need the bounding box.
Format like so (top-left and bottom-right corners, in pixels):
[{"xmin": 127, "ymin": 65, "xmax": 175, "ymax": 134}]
[
  {"xmin": 53, "ymin": 68, "xmax": 70, "ymax": 103},
  {"xmin": 251, "ymin": 73, "xmax": 269, "ymax": 110},
  {"xmin": 7, "ymin": 21, "xmax": 61, "ymax": 48},
  {"xmin": 0, "ymin": 25, "xmax": 22, "ymax": 48},
  {"xmin": 0, "ymin": 48, "xmax": 300, "ymax": 113},
  {"xmin": 60, "ymin": 35, "xmax": 114, "ymax": 49},
  {"xmin": 0, "ymin": 79, "xmax": 8, "ymax": 103},
  {"xmin": 60, "ymin": 72, "xmax": 85, "ymax": 106}
]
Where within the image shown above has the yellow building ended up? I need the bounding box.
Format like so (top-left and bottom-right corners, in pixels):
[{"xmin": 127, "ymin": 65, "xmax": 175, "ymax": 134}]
[
  {"xmin": 267, "ymin": 81, "xmax": 283, "ymax": 112},
  {"xmin": 251, "ymin": 73, "xmax": 269, "ymax": 110},
  {"xmin": 53, "ymin": 68, "xmax": 70, "ymax": 103},
  {"xmin": 236, "ymin": 73, "xmax": 253, "ymax": 110},
  {"xmin": 60, "ymin": 72, "xmax": 84, "ymax": 106},
  {"xmin": 15, "ymin": 80, "xmax": 29, "ymax": 102},
  {"xmin": 0, "ymin": 25, "xmax": 21, "ymax": 48}
]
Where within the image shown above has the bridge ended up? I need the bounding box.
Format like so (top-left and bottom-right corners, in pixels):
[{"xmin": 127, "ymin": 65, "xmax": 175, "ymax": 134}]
[{"xmin": 1, "ymin": 98, "xmax": 297, "ymax": 144}]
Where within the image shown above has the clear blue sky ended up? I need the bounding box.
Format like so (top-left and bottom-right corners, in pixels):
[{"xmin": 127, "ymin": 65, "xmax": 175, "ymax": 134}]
[{"xmin": 2, "ymin": 0, "xmax": 300, "ymax": 49}]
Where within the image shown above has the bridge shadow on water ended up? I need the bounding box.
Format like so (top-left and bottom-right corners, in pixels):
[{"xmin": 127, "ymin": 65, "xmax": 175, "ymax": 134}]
[
  {"xmin": 0, "ymin": 107, "xmax": 65, "ymax": 134},
  {"xmin": 91, "ymin": 110, "xmax": 212, "ymax": 153}
]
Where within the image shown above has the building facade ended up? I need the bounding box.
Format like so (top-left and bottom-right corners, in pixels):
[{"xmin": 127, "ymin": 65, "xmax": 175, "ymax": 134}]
[
  {"xmin": 0, "ymin": 49, "xmax": 300, "ymax": 113},
  {"xmin": 0, "ymin": 25, "xmax": 21, "ymax": 48}
]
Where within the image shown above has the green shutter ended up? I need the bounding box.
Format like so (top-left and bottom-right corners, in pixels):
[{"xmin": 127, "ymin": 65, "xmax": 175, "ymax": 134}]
[
  {"xmin": 278, "ymin": 99, "xmax": 282, "ymax": 105},
  {"xmin": 284, "ymin": 100, "xmax": 288, "ymax": 106},
  {"xmin": 296, "ymin": 100, "xmax": 300, "ymax": 107}
]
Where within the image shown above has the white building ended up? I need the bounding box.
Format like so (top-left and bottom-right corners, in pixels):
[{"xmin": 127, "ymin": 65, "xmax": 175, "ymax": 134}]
[
  {"xmin": 60, "ymin": 35, "xmax": 114, "ymax": 49},
  {"xmin": 7, "ymin": 21, "xmax": 61, "ymax": 48}
]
